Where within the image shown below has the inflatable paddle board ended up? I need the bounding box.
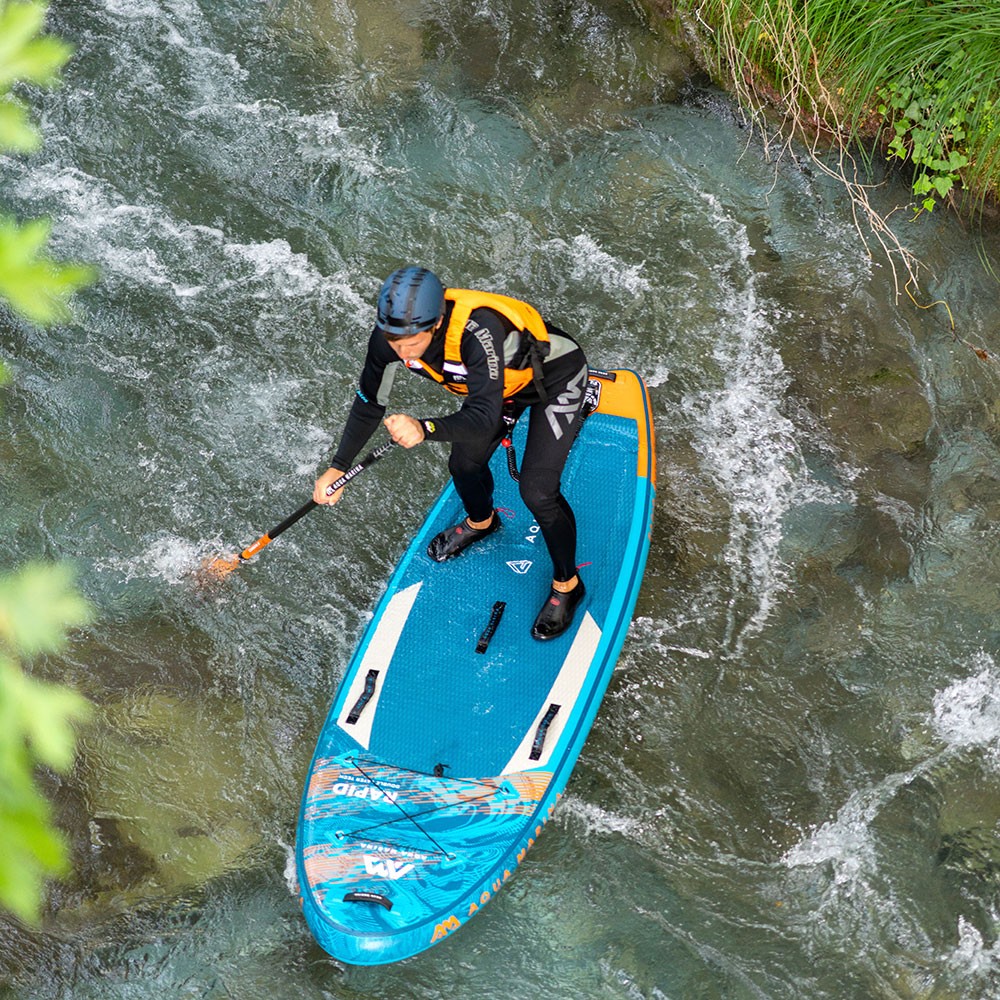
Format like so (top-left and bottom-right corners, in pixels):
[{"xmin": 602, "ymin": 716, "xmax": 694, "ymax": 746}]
[{"xmin": 295, "ymin": 368, "xmax": 655, "ymax": 965}]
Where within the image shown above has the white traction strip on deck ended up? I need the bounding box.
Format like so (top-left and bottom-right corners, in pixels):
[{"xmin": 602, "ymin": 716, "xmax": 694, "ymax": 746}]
[
  {"xmin": 336, "ymin": 581, "xmax": 422, "ymax": 748},
  {"xmin": 501, "ymin": 611, "xmax": 603, "ymax": 774}
]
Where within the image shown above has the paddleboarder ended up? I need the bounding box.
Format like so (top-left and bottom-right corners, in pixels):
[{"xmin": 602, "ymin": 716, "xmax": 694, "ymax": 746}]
[{"xmin": 314, "ymin": 266, "xmax": 589, "ymax": 640}]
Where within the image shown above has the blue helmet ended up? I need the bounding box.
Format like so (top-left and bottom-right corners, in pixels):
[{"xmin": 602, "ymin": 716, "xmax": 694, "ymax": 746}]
[{"xmin": 375, "ymin": 266, "xmax": 445, "ymax": 338}]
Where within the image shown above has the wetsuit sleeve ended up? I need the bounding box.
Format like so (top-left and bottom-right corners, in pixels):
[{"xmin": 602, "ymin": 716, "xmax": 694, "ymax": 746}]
[
  {"xmin": 329, "ymin": 328, "xmax": 398, "ymax": 469},
  {"xmin": 419, "ymin": 310, "xmax": 505, "ymax": 443}
]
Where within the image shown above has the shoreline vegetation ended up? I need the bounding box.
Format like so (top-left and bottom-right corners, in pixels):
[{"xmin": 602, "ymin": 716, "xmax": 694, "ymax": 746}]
[{"xmin": 642, "ymin": 0, "xmax": 1000, "ymax": 296}]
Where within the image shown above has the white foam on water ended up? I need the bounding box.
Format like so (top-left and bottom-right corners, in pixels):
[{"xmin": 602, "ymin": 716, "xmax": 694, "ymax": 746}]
[
  {"xmin": 944, "ymin": 915, "xmax": 1000, "ymax": 991},
  {"xmin": 657, "ymin": 644, "xmax": 713, "ymax": 660},
  {"xmin": 641, "ymin": 360, "xmax": 672, "ymax": 389},
  {"xmin": 783, "ymin": 656, "xmax": 1000, "ymax": 886},
  {"xmin": 292, "ymin": 424, "xmax": 336, "ymax": 476},
  {"xmin": 13, "ymin": 162, "xmax": 366, "ymax": 327},
  {"xmin": 629, "ymin": 616, "xmax": 713, "ymax": 661},
  {"xmin": 557, "ymin": 795, "xmax": 649, "ymax": 843},
  {"xmin": 296, "ymin": 109, "xmax": 384, "ymax": 178},
  {"xmin": 780, "ymin": 654, "xmax": 1000, "ymax": 987},
  {"xmin": 93, "ymin": 533, "xmax": 216, "ymax": 586},
  {"xmin": 143, "ymin": 534, "xmax": 213, "ymax": 584},
  {"xmin": 99, "ymin": 0, "xmax": 248, "ymax": 109},
  {"xmin": 781, "ymin": 661, "xmax": 997, "ymax": 887},
  {"xmin": 169, "ymin": 33, "xmax": 247, "ymax": 87},
  {"xmin": 101, "ymin": 0, "xmax": 168, "ymax": 19},
  {"xmin": 544, "ymin": 232, "xmax": 651, "ymax": 297},
  {"xmin": 90, "ymin": 343, "xmax": 155, "ymax": 382},
  {"xmin": 324, "ymin": 273, "xmax": 372, "ymax": 330},
  {"xmin": 931, "ymin": 653, "xmax": 1000, "ymax": 763},
  {"xmin": 14, "ymin": 163, "xmax": 224, "ymax": 298},
  {"xmin": 221, "ymin": 239, "xmax": 327, "ymax": 300},
  {"xmin": 280, "ymin": 839, "xmax": 300, "ymax": 897},
  {"xmin": 684, "ymin": 193, "xmax": 847, "ymax": 651},
  {"xmin": 781, "ymin": 777, "xmax": 887, "ymax": 885}
]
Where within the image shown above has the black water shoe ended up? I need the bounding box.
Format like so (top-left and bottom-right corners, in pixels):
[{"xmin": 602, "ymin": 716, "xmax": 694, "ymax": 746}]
[
  {"xmin": 426, "ymin": 511, "xmax": 500, "ymax": 562},
  {"xmin": 531, "ymin": 579, "xmax": 586, "ymax": 641}
]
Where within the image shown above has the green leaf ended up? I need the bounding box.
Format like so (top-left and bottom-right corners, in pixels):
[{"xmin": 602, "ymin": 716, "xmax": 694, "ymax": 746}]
[
  {"xmin": 0, "ymin": 854, "xmax": 46, "ymax": 924},
  {"xmin": 932, "ymin": 174, "xmax": 954, "ymax": 197},
  {"xmin": 890, "ymin": 86, "xmax": 911, "ymax": 109},
  {"xmin": 0, "ymin": 562, "xmax": 92, "ymax": 657},
  {"xmin": 0, "ymin": 95, "xmax": 40, "ymax": 152},
  {"xmin": 0, "ymin": 2, "xmax": 72, "ymax": 90},
  {"xmin": 0, "ymin": 215, "xmax": 97, "ymax": 324},
  {"xmin": 0, "ymin": 663, "xmax": 79, "ymax": 925},
  {"xmin": 11, "ymin": 670, "xmax": 91, "ymax": 771},
  {"xmin": 0, "ymin": 1, "xmax": 47, "ymax": 68},
  {"xmin": 888, "ymin": 136, "xmax": 908, "ymax": 160},
  {"xmin": 0, "ymin": 35, "xmax": 72, "ymax": 90},
  {"xmin": 0, "ymin": 2, "xmax": 93, "ymax": 927},
  {"xmin": 0, "ymin": 785, "xmax": 69, "ymax": 923},
  {"xmin": 0, "ymin": 564, "xmax": 91, "ymax": 924},
  {"xmin": 1, "ymin": 799, "xmax": 67, "ymax": 872}
]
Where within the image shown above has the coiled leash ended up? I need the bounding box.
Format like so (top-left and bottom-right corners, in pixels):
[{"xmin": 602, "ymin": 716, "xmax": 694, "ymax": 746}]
[
  {"xmin": 500, "ymin": 377, "xmax": 601, "ymax": 484},
  {"xmin": 501, "ymin": 400, "xmax": 521, "ymax": 483}
]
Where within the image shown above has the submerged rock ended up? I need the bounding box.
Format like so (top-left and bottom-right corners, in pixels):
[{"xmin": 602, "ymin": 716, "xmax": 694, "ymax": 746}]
[{"xmin": 72, "ymin": 690, "xmax": 261, "ymax": 910}]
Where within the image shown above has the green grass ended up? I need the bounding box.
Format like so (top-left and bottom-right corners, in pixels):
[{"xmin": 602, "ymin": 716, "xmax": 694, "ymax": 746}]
[{"xmin": 675, "ymin": 0, "xmax": 1000, "ymax": 214}]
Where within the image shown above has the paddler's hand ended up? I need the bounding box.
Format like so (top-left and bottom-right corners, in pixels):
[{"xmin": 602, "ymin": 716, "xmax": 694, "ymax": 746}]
[
  {"xmin": 313, "ymin": 467, "xmax": 346, "ymax": 505},
  {"xmin": 384, "ymin": 414, "xmax": 425, "ymax": 449}
]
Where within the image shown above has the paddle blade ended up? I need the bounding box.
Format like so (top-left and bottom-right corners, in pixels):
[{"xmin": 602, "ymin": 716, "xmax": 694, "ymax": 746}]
[{"xmin": 198, "ymin": 553, "xmax": 242, "ymax": 581}]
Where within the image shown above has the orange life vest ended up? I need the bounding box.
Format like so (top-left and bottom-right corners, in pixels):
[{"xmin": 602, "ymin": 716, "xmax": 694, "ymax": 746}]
[{"xmin": 412, "ymin": 288, "xmax": 550, "ymax": 397}]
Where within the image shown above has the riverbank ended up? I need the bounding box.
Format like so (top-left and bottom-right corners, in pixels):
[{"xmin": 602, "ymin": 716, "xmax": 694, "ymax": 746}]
[{"xmin": 641, "ymin": 0, "xmax": 1000, "ymax": 221}]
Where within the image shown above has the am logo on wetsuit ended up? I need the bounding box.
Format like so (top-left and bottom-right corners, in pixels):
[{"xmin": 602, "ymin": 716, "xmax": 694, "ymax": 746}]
[{"xmin": 314, "ymin": 266, "xmax": 589, "ymax": 640}]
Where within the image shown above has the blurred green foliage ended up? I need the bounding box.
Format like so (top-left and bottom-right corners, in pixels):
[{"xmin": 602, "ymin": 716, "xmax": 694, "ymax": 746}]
[
  {"xmin": 0, "ymin": 567, "xmax": 91, "ymax": 924},
  {"xmin": 1, "ymin": 0, "xmax": 96, "ymax": 925},
  {"xmin": 0, "ymin": 0, "xmax": 95, "ymax": 322}
]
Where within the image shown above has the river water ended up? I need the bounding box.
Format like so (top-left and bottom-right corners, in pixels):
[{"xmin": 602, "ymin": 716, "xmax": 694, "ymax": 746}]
[{"xmin": 2, "ymin": 0, "xmax": 1000, "ymax": 997}]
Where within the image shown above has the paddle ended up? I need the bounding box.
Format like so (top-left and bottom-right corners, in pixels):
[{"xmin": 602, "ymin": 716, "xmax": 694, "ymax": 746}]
[{"xmin": 202, "ymin": 438, "xmax": 398, "ymax": 580}]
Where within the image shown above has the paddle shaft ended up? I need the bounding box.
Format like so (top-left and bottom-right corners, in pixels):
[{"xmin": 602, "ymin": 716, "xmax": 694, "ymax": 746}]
[{"xmin": 236, "ymin": 439, "xmax": 397, "ymax": 563}]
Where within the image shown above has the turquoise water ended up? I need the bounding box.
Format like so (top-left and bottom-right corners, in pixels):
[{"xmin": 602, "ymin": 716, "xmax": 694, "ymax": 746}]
[{"xmin": 3, "ymin": 0, "xmax": 1000, "ymax": 996}]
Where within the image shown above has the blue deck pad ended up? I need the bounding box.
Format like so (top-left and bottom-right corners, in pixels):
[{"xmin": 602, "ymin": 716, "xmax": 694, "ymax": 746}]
[{"xmin": 331, "ymin": 412, "xmax": 639, "ymax": 777}]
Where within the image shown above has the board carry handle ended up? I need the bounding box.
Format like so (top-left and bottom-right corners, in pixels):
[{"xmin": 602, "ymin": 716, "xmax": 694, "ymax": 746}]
[
  {"xmin": 475, "ymin": 601, "xmax": 507, "ymax": 653},
  {"xmin": 345, "ymin": 669, "xmax": 380, "ymax": 724},
  {"xmin": 529, "ymin": 703, "xmax": 560, "ymax": 761},
  {"xmin": 344, "ymin": 890, "xmax": 393, "ymax": 911}
]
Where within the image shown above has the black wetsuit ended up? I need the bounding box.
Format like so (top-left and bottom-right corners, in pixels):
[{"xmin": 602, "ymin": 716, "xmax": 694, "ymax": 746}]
[{"xmin": 330, "ymin": 300, "xmax": 589, "ymax": 582}]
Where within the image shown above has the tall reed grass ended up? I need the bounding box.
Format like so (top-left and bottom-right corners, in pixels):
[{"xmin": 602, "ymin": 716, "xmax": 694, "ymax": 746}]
[{"xmin": 675, "ymin": 0, "xmax": 999, "ymax": 214}]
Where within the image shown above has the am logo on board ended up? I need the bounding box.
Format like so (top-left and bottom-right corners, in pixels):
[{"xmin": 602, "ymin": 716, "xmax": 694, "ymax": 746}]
[
  {"xmin": 430, "ymin": 915, "xmax": 461, "ymax": 942},
  {"xmin": 363, "ymin": 855, "xmax": 414, "ymax": 880},
  {"xmin": 506, "ymin": 560, "xmax": 533, "ymax": 574}
]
